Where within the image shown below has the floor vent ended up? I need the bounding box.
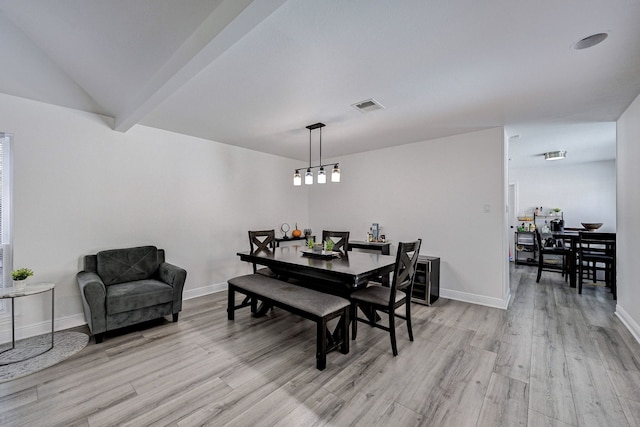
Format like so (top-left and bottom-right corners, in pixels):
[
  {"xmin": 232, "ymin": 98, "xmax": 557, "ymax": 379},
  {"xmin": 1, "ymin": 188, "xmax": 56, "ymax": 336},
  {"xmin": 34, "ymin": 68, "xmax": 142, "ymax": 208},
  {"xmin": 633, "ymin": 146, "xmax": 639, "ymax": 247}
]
[{"xmin": 351, "ymin": 98, "xmax": 384, "ymax": 113}]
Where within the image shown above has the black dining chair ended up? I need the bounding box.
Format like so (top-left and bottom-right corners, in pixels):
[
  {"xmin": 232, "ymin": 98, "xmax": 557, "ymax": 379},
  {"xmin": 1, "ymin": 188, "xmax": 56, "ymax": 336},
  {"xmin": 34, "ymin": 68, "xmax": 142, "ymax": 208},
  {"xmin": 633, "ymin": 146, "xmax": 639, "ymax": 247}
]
[
  {"xmin": 322, "ymin": 230, "xmax": 350, "ymax": 254},
  {"xmin": 248, "ymin": 230, "xmax": 276, "ymax": 277},
  {"xmin": 350, "ymin": 239, "xmax": 422, "ymax": 356},
  {"xmin": 535, "ymin": 230, "xmax": 572, "ymax": 283},
  {"xmin": 578, "ymin": 232, "xmax": 616, "ymax": 299}
]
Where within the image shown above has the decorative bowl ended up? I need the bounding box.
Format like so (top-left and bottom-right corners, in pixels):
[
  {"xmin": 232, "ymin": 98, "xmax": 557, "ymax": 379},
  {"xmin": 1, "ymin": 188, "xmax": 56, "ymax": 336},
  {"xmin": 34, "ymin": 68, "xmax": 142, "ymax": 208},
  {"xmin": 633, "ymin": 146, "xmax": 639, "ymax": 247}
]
[{"xmin": 581, "ymin": 222, "xmax": 603, "ymax": 231}]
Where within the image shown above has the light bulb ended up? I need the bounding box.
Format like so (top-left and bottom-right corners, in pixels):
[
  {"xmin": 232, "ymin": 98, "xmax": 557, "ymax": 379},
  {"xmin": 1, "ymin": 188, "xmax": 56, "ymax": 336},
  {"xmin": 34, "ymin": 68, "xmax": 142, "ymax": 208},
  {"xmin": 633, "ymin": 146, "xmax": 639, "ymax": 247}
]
[
  {"xmin": 317, "ymin": 167, "xmax": 326, "ymax": 184},
  {"xmin": 331, "ymin": 164, "xmax": 340, "ymax": 182}
]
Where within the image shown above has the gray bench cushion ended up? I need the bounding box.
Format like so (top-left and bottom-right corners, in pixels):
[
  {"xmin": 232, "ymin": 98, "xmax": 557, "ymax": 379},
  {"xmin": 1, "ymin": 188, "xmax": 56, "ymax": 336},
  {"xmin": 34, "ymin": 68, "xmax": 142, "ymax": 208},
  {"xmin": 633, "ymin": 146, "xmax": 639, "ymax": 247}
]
[
  {"xmin": 106, "ymin": 279, "xmax": 173, "ymax": 315},
  {"xmin": 228, "ymin": 274, "xmax": 349, "ymax": 318}
]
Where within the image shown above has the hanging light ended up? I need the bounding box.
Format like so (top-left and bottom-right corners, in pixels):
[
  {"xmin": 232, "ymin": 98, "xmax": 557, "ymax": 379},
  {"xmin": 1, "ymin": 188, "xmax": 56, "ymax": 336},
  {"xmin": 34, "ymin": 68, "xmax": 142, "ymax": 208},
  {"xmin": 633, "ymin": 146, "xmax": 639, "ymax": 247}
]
[
  {"xmin": 331, "ymin": 164, "xmax": 341, "ymax": 182},
  {"xmin": 317, "ymin": 126, "xmax": 326, "ymax": 184},
  {"xmin": 318, "ymin": 166, "xmax": 326, "ymax": 184},
  {"xmin": 292, "ymin": 122, "xmax": 342, "ymax": 186}
]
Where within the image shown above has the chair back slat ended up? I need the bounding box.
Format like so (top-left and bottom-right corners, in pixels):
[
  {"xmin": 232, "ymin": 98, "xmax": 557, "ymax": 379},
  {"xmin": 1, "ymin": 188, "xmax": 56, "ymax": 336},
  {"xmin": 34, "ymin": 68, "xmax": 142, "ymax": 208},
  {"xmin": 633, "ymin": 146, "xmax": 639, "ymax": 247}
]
[
  {"xmin": 579, "ymin": 232, "xmax": 616, "ymax": 256},
  {"xmin": 390, "ymin": 239, "xmax": 422, "ymax": 306},
  {"xmin": 248, "ymin": 230, "xmax": 275, "ymax": 253},
  {"xmin": 321, "ymin": 230, "xmax": 350, "ymax": 254},
  {"xmin": 248, "ymin": 230, "xmax": 275, "ymax": 273}
]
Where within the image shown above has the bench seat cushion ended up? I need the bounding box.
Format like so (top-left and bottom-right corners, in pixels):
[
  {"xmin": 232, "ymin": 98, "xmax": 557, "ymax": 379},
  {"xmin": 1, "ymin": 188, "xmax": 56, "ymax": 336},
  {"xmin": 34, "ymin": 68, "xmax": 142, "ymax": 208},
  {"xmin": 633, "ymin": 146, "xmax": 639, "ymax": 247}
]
[
  {"xmin": 351, "ymin": 285, "xmax": 406, "ymax": 305},
  {"xmin": 106, "ymin": 279, "xmax": 173, "ymax": 315},
  {"xmin": 228, "ymin": 274, "xmax": 349, "ymax": 318}
]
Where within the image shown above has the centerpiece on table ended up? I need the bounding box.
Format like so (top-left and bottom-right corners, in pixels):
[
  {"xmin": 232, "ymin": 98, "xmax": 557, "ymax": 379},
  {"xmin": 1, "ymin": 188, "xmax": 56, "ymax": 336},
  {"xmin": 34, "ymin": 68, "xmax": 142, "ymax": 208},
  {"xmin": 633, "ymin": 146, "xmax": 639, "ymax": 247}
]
[{"xmin": 12, "ymin": 267, "xmax": 34, "ymax": 291}]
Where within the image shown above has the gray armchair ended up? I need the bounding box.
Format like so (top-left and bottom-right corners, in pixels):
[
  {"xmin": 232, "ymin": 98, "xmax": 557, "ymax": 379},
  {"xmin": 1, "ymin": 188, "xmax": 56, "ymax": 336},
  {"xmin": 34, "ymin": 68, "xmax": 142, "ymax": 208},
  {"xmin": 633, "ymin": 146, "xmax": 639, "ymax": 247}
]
[{"xmin": 77, "ymin": 245, "xmax": 187, "ymax": 343}]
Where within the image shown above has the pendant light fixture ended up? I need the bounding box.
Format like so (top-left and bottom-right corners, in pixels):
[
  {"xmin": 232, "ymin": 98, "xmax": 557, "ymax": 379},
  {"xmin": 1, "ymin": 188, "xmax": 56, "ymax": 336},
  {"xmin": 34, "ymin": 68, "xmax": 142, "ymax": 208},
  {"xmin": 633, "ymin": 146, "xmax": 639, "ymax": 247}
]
[{"xmin": 293, "ymin": 122, "xmax": 341, "ymax": 186}]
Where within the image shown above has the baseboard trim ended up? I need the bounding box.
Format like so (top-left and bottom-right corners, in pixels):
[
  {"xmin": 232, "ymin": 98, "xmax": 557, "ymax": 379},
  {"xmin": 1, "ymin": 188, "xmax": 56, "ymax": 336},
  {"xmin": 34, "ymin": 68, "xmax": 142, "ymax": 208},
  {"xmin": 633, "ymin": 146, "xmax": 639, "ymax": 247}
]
[
  {"xmin": 183, "ymin": 282, "xmax": 227, "ymax": 300},
  {"xmin": 0, "ymin": 283, "xmax": 229, "ymax": 344},
  {"xmin": 0, "ymin": 312, "xmax": 86, "ymax": 344},
  {"xmin": 615, "ymin": 305, "xmax": 640, "ymax": 346},
  {"xmin": 440, "ymin": 288, "xmax": 510, "ymax": 310}
]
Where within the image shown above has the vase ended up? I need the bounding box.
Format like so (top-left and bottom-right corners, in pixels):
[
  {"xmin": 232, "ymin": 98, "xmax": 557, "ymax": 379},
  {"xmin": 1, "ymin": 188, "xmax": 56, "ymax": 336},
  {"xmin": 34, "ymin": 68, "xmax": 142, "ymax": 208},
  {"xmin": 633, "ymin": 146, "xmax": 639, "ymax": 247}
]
[{"xmin": 13, "ymin": 279, "xmax": 27, "ymax": 291}]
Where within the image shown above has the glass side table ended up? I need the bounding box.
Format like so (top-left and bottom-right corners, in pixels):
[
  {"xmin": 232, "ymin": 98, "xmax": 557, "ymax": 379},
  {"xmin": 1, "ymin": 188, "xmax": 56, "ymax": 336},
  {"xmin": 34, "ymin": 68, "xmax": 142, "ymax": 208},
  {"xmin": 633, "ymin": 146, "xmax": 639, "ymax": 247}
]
[{"xmin": 0, "ymin": 283, "xmax": 55, "ymax": 365}]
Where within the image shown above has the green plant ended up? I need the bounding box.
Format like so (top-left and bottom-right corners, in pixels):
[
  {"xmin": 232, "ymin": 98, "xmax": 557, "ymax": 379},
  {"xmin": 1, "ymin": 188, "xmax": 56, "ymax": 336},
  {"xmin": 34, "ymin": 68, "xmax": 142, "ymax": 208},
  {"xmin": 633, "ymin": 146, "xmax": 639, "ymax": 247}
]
[
  {"xmin": 307, "ymin": 237, "xmax": 314, "ymax": 249},
  {"xmin": 12, "ymin": 268, "xmax": 34, "ymax": 281},
  {"xmin": 325, "ymin": 239, "xmax": 334, "ymax": 251},
  {"xmin": 553, "ymin": 208, "xmax": 562, "ymax": 212}
]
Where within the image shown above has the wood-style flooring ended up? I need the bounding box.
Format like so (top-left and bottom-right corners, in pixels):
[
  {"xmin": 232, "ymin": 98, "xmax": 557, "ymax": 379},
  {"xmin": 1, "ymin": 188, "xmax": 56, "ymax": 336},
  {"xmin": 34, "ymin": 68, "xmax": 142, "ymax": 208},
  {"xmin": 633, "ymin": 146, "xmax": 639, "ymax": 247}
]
[{"xmin": 1, "ymin": 264, "xmax": 639, "ymax": 426}]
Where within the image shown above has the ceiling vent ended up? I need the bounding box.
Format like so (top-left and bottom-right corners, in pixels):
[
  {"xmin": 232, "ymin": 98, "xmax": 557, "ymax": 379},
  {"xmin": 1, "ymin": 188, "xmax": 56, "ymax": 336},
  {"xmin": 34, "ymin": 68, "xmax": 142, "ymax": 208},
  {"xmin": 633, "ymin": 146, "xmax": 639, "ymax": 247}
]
[{"xmin": 351, "ymin": 98, "xmax": 384, "ymax": 113}]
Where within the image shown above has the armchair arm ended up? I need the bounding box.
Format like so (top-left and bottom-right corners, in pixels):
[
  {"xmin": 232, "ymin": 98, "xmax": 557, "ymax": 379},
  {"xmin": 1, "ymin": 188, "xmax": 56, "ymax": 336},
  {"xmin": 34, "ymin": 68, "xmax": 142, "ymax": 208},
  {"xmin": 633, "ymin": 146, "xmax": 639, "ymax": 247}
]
[
  {"xmin": 76, "ymin": 271, "xmax": 107, "ymax": 335},
  {"xmin": 158, "ymin": 262, "xmax": 187, "ymax": 313}
]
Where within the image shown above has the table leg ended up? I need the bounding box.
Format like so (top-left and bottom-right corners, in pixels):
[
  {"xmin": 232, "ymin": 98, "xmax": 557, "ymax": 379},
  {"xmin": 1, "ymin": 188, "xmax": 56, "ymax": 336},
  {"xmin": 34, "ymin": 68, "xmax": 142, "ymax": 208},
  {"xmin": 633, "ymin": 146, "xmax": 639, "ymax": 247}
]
[
  {"xmin": 252, "ymin": 301, "xmax": 272, "ymax": 317},
  {"xmin": 51, "ymin": 288, "xmax": 55, "ymax": 348},
  {"xmin": 569, "ymin": 240, "xmax": 577, "ymax": 288},
  {"xmin": 11, "ymin": 298, "xmax": 15, "ymax": 349}
]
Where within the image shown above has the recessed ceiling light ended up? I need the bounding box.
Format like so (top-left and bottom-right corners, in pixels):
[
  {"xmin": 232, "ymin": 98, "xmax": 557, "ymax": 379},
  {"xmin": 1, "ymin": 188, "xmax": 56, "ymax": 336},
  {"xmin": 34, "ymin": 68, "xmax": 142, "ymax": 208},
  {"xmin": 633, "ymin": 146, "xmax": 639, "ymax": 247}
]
[{"xmin": 573, "ymin": 33, "xmax": 608, "ymax": 50}]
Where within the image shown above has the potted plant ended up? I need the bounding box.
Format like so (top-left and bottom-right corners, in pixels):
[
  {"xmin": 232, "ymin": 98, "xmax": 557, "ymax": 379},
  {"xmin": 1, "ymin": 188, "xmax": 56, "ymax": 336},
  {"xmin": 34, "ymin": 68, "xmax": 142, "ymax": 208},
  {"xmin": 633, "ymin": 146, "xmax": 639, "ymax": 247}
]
[
  {"xmin": 324, "ymin": 239, "xmax": 335, "ymax": 252},
  {"xmin": 12, "ymin": 267, "xmax": 33, "ymax": 291}
]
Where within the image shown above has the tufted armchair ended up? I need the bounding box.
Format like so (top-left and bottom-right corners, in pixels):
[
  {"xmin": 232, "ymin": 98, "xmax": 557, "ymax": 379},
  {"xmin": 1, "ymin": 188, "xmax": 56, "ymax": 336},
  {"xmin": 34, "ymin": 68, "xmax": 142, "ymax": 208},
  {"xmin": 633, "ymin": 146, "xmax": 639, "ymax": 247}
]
[{"xmin": 76, "ymin": 245, "xmax": 187, "ymax": 343}]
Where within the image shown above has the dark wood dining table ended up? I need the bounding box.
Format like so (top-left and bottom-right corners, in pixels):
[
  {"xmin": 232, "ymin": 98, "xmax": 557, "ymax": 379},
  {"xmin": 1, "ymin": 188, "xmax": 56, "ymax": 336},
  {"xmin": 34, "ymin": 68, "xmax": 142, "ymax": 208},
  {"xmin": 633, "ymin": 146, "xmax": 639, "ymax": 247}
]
[{"xmin": 237, "ymin": 246, "xmax": 396, "ymax": 296}]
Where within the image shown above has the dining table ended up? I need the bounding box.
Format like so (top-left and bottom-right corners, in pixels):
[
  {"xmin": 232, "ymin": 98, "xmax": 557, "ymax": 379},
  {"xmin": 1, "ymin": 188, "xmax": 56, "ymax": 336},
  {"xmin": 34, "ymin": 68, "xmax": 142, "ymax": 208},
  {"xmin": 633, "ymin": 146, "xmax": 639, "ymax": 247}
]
[
  {"xmin": 237, "ymin": 246, "xmax": 396, "ymax": 295},
  {"xmin": 237, "ymin": 246, "xmax": 397, "ymax": 331}
]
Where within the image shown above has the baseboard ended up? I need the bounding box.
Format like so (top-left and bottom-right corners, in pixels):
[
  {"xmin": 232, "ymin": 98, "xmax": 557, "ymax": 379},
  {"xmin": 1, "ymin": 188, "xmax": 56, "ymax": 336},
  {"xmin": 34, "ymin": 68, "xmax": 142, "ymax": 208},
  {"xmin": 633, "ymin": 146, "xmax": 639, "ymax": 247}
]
[
  {"xmin": 440, "ymin": 288, "xmax": 510, "ymax": 310},
  {"xmin": 0, "ymin": 283, "xmax": 229, "ymax": 345},
  {"xmin": 183, "ymin": 281, "xmax": 227, "ymax": 300},
  {"xmin": 0, "ymin": 312, "xmax": 86, "ymax": 344},
  {"xmin": 615, "ymin": 305, "xmax": 640, "ymax": 346}
]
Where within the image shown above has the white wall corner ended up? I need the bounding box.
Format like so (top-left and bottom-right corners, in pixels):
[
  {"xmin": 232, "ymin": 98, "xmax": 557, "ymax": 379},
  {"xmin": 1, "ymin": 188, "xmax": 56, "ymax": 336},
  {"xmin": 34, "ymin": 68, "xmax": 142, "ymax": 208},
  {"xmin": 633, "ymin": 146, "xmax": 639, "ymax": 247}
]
[{"xmin": 615, "ymin": 305, "xmax": 640, "ymax": 346}]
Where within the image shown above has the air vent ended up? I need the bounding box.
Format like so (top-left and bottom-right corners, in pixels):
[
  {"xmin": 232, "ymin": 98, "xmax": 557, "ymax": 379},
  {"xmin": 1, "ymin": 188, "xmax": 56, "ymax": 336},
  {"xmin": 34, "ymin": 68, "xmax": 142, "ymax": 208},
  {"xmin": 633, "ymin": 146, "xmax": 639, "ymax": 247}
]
[{"xmin": 351, "ymin": 98, "xmax": 384, "ymax": 113}]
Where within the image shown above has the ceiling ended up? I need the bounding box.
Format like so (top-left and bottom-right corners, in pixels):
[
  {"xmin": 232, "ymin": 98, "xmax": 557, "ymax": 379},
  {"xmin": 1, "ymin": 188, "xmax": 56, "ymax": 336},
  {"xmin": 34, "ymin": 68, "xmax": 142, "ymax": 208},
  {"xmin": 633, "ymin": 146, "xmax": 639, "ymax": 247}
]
[{"xmin": 1, "ymin": 0, "xmax": 638, "ymax": 169}]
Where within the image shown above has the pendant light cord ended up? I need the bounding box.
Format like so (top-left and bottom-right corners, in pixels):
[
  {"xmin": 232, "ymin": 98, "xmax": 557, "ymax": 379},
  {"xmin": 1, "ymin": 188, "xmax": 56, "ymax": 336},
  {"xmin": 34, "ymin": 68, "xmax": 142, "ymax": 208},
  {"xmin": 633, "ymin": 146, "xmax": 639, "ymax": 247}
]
[{"xmin": 309, "ymin": 128, "xmax": 312, "ymax": 169}]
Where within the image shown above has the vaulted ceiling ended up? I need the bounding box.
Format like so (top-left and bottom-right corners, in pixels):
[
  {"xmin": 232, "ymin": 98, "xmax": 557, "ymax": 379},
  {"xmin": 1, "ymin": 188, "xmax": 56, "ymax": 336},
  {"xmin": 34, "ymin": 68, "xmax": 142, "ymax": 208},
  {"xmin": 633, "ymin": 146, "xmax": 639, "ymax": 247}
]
[{"xmin": 1, "ymin": 0, "xmax": 638, "ymax": 168}]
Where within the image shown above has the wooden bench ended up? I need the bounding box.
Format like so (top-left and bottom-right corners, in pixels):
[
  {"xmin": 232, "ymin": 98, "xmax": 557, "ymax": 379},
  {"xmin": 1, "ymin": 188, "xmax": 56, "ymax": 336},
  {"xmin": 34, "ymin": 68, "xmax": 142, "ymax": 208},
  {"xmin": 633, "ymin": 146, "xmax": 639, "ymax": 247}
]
[{"xmin": 227, "ymin": 273, "xmax": 350, "ymax": 370}]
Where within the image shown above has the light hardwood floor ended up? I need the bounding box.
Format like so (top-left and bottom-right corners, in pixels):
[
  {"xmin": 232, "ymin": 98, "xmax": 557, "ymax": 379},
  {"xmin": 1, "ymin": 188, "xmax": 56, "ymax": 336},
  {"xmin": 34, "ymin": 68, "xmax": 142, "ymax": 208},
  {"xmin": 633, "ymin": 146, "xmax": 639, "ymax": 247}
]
[{"xmin": 1, "ymin": 264, "xmax": 639, "ymax": 426}]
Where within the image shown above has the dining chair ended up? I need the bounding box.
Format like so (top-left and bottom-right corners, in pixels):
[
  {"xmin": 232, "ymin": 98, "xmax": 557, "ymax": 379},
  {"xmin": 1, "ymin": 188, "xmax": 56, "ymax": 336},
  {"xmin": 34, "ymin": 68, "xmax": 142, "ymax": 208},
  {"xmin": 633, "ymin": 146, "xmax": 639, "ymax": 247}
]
[
  {"xmin": 322, "ymin": 230, "xmax": 350, "ymax": 254},
  {"xmin": 535, "ymin": 230, "xmax": 572, "ymax": 283},
  {"xmin": 248, "ymin": 230, "xmax": 276, "ymax": 276},
  {"xmin": 350, "ymin": 239, "xmax": 422, "ymax": 356},
  {"xmin": 578, "ymin": 232, "xmax": 616, "ymax": 299}
]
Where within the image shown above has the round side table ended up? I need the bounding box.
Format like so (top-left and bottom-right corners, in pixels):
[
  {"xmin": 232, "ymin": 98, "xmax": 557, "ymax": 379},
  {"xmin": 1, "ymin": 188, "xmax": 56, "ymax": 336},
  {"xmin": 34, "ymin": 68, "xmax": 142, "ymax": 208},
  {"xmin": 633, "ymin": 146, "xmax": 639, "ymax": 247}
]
[{"xmin": 0, "ymin": 283, "xmax": 55, "ymax": 365}]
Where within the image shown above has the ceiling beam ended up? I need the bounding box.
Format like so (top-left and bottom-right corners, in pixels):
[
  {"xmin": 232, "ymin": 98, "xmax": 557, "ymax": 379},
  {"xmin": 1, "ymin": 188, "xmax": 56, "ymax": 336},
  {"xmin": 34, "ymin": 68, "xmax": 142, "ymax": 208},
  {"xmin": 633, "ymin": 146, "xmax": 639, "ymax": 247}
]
[{"xmin": 114, "ymin": 0, "xmax": 286, "ymax": 133}]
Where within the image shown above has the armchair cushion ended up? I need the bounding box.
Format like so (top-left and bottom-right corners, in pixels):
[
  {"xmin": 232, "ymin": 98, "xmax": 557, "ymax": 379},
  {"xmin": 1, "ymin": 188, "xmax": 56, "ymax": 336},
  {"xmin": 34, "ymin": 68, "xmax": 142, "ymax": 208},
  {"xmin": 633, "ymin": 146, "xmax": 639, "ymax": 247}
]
[
  {"xmin": 97, "ymin": 246, "xmax": 159, "ymax": 286},
  {"xmin": 106, "ymin": 279, "xmax": 173, "ymax": 315}
]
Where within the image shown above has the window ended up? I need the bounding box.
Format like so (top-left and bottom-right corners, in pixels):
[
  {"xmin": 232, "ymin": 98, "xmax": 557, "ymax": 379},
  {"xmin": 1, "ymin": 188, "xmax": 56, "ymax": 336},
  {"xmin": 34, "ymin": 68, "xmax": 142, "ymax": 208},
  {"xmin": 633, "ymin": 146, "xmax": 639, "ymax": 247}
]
[{"xmin": 0, "ymin": 132, "xmax": 13, "ymax": 294}]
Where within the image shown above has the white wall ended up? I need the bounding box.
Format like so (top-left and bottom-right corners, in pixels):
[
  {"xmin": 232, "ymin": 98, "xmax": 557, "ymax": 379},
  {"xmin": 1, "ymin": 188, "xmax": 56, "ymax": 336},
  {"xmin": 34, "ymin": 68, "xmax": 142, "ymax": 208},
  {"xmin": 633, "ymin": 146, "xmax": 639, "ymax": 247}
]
[
  {"xmin": 0, "ymin": 93, "xmax": 511, "ymax": 340},
  {"xmin": 616, "ymin": 93, "xmax": 640, "ymax": 343},
  {"xmin": 307, "ymin": 128, "xmax": 510, "ymax": 308},
  {"xmin": 0, "ymin": 93, "xmax": 307, "ymax": 339},
  {"xmin": 509, "ymin": 160, "xmax": 616, "ymax": 232}
]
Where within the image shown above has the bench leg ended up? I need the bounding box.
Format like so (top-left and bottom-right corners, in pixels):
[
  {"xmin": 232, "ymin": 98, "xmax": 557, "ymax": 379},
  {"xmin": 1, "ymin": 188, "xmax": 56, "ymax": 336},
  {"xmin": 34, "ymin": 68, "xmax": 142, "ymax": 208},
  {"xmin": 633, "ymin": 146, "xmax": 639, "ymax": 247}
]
[
  {"xmin": 227, "ymin": 286, "xmax": 235, "ymax": 320},
  {"xmin": 317, "ymin": 319, "xmax": 327, "ymax": 370},
  {"xmin": 341, "ymin": 308, "xmax": 350, "ymax": 354}
]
